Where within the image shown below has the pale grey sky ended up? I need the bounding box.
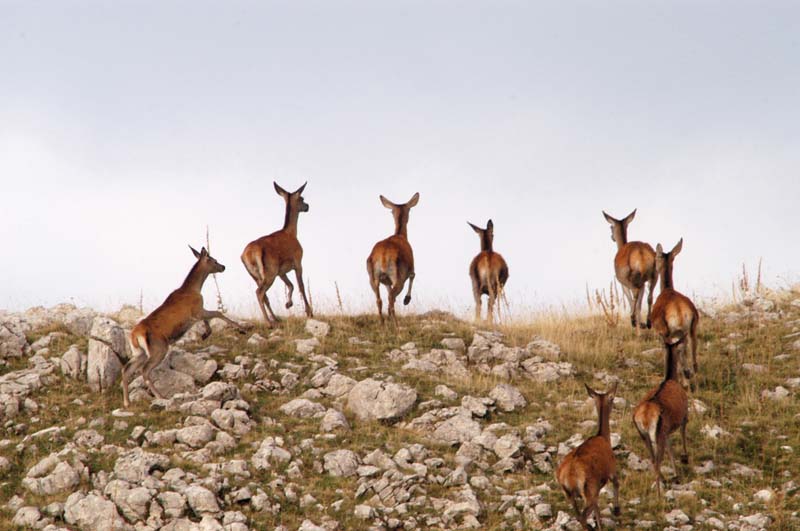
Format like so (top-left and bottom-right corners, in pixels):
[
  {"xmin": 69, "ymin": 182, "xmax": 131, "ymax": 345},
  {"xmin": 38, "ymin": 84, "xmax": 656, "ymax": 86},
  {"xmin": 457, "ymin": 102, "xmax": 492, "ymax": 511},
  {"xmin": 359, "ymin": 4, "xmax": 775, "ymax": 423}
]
[{"xmin": 2, "ymin": 1, "xmax": 799, "ymax": 317}]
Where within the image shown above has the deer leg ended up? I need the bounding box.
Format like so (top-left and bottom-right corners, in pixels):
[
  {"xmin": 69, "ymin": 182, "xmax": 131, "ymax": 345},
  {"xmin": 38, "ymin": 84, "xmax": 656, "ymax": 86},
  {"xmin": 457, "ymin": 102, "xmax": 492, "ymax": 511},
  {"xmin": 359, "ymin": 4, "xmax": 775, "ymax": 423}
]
[
  {"xmin": 654, "ymin": 430, "xmax": 670, "ymax": 496},
  {"xmin": 487, "ymin": 281, "xmax": 496, "ymax": 326},
  {"xmin": 388, "ymin": 281, "xmax": 404, "ymax": 327},
  {"xmin": 369, "ymin": 270, "xmax": 384, "ymax": 324},
  {"xmin": 202, "ymin": 310, "xmax": 250, "ymax": 333},
  {"xmin": 141, "ymin": 339, "xmax": 168, "ymax": 400},
  {"xmin": 680, "ymin": 418, "xmax": 689, "ymax": 464},
  {"xmin": 279, "ymin": 273, "xmax": 295, "ymax": 309},
  {"xmin": 403, "ymin": 271, "xmax": 415, "ymax": 305},
  {"xmin": 255, "ymin": 276, "xmax": 278, "ymax": 326},
  {"xmin": 689, "ymin": 318, "xmax": 699, "ymax": 378},
  {"xmin": 200, "ymin": 319, "xmax": 212, "ymax": 340},
  {"xmin": 631, "ymin": 287, "xmax": 644, "ymax": 331},
  {"xmin": 666, "ymin": 439, "xmax": 678, "ymax": 475},
  {"xmin": 294, "ymin": 267, "xmax": 314, "ymax": 317},
  {"xmin": 121, "ymin": 349, "xmax": 148, "ymax": 408},
  {"xmin": 471, "ymin": 277, "xmax": 482, "ymax": 322},
  {"xmin": 646, "ymin": 278, "xmax": 655, "ymax": 328},
  {"xmin": 611, "ymin": 474, "xmax": 620, "ymax": 516}
]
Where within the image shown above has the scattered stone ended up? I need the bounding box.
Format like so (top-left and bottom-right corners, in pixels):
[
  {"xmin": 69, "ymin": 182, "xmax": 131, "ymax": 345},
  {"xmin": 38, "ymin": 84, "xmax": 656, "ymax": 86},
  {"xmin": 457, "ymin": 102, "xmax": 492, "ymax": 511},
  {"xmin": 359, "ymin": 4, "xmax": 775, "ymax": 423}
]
[
  {"xmin": 305, "ymin": 319, "xmax": 330, "ymax": 338},
  {"xmin": 489, "ymin": 383, "xmax": 527, "ymax": 412},
  {"xmin": 347, "ymin": 378, "xmax": 417, "ymax": 422}
]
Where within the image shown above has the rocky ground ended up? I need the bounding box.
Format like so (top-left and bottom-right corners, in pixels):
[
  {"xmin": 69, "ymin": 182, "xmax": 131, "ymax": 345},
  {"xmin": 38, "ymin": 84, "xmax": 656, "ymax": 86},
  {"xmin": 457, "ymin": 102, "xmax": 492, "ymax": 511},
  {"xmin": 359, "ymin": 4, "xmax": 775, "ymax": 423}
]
[{"xmin": 0, "ymin": 291, "xmax": 798, "ymax": 531}]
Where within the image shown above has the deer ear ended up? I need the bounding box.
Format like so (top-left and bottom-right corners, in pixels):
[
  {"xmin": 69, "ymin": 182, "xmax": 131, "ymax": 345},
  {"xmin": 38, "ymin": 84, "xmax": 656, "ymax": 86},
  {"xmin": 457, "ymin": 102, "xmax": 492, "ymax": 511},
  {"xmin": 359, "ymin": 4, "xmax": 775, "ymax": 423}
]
[
  {"xmin": 656, "ymin": 243, "xmax": 663, "ymax": 254},
  {"xmin": 467, "ymin": 222, "xmax": 482, "ymax": 234},
  {"xmin": 602, "ymin": 211, "xmax": 615, "ymax": 224},
  {"xmin": 380, "ymin": 195, "xmax": 395, "ymax": 209},
  {"xmin": 623, "ymin": 208, "xmax": 637, "ymax": 225},
  {"xmin": 584, "ymin": 383, "xmax": 597, "ymax": 398},
  {"xmin": 671, "ymin": 238, "xmax": 683, "ymax": 257},
  {"xmin": 200, "ymin": 246, "xmax": 208, "ymax": 257},
  {"xmin": 407, "ymin": 192, "xmax": 420, "ymax": 208},
  {"xmin": 189, "ymin": 245, "xmax": 201, "ymax": 259},
  {"xmin": 294, "ymin": 181, "xmax": 307, "ymax": 195},
  {"xmin": 274, "ymin": 182, "xmax": 289, "ymax": 198},
  {"xmin": 486, "ymin": 219, "xmax": 494, "ymax": 231}
]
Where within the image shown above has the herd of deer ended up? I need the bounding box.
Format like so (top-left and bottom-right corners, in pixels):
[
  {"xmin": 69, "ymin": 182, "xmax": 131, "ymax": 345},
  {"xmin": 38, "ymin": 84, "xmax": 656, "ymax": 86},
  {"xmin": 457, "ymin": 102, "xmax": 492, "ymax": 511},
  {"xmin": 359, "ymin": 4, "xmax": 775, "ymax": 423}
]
[{"xmin": 119, "ymin": 183, "xmax": 700, "ymax": 529}]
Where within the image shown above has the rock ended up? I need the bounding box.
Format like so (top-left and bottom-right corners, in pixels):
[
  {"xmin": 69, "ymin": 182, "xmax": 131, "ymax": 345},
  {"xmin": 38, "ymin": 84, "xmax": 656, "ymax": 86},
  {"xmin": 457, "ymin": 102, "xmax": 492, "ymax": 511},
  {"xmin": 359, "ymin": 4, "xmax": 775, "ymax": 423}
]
[
  {"xmin": 279, "ymin": 398, "xmax": 326, "ymax": 418},
  {"xmin": 295, "ymin": 338, "xmax": 320, "ymax": 355},
  {"xmin": 494, "ymin": 434, "xmax": 523, "ymax": 459},
  {"xmin": 201, "ymin": 382, "xmax": 239, "ymax": 402},
  {"xmin": 740, "ymin": 513, "xmax": 771, "ymax": 528},
  {"xmin": 169, "ymin": 350, "xmax": 217, "ymax": 384},
  {"xmin": 22, "ymin": 456, "xmax": 82, "ymax": 496},
  {"xmin": 354, "ymin": 504, "xmax": 376, "ymax": 519},
  {"xmin": 12, "ymin": 506, "xmax": 42, "ymax": 528},
  {"xmin": 305, "ymin": 319, "xmax": 330, "ymax": 338},
  {"xmin": 176, "ymin": 423, "xmax": 216, "ymax": 448},
  {"xmin": 113, "ymin": 449, "xmax": 170, "ymax": 483},
  {"xmin": 433, "ymin": 414, "xmax": 482, "ymax": 445},
  {"xmin": 0, "ymin": 317, "xmax": 29, "ymax": 359},
  {"xmin": 74, "ymin": 429, "xmax": 104, "ymax": 448},
  {"xmin": 664, "ymin": 509, "xmax": 690, "ymax": 525},
  {"xmin": 320, "ymin": 409, "xmax": 350, "ymax": 432},
  {"xmin": 435, "ymin": 385, "xmax": 458, "ymax": 401},
  {"xmin": 64, "ymin": 492, "xmax": 131, "ymax": 531},
  {"xmin": 762, "ymin": 386, "xmax": 790, "ymax": 401},
  {"xmin": 347, "ymin": 378, "xmax": 417, "ymax": 422},
  {"xmin": 185, "ymin": 485, "xmax": 221, "ymax": 517},
  {"xmin": 441, "ymin": 337, "xmax": 466, "ymax": 351},
  {"xmin": 461, "ymin": 396, "xmax": 490, "ymax": 417},
  {"xmin": 130, "ymin": 366, "xmax": 197, "ymax": 400},
  {"xmin": 159, "ymin": 491, "xmax": 188, "ymax": 519},
  {"xmin": 60, "ymin": 345, "xmax": 87, "ymax": 380},
  {"xmin": 251, "ymin": 437, "xmax": 292, "ymax": 471},
  {"xmin": 754, "ymin": 489, "xmax": 774, "ymax": 503},
  {"xmin": 298, "ymin": 521, "xmax": 326, "ymax": 531},
  {"xmin": 321, "ymin": 374, "xmax": 357, "ymax": 398},
  {"xmin": 104, "ymin": 479, "xmax": 152, "ymax": 522},
  {"xmin": 323, "ymin": 449, "xmax": 360, "ymax": 477},
  {"xmin": 87, "ymin": 317, "xmax": 126, "ymax": 391},
  {"xmin": 489, "ymin": 383, "xmax": 527, "ymax": 412},
  {"xmin": 246, "ymin": 333, "xmax": 268, "ymax": 348}
]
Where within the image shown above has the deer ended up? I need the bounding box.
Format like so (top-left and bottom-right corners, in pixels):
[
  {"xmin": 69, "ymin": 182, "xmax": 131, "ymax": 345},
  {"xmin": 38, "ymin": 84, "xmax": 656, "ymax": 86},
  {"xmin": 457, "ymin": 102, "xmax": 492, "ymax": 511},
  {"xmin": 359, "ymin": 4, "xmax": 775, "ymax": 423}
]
[
  {"xmin": 556, "ymin": 382, "xmax": 620, "ymax": 531},
  {"xmin": 602, "ymin": 209, "xmax": 656, "ymax": 330},
  {"xmin": 121, "ymin": 246, "xmax": 249, "ymax": 408},
  {"xmin": 633, "ymin": 341, "xmax": 689, "ymax": 497},
  {"xmin": 366, "ymin": 192, "xmax": 419, "ymax": 325},
  {"xmin": 651, "ymin": 238, "xmax": 700, "ymax": 382},
  {"xmin": 241, "ymin": 182, "xmax": 313, "ymax": 326},
  {"xmin": 468, "ymin": 219, "xmax": 509, "ymax": 324}
]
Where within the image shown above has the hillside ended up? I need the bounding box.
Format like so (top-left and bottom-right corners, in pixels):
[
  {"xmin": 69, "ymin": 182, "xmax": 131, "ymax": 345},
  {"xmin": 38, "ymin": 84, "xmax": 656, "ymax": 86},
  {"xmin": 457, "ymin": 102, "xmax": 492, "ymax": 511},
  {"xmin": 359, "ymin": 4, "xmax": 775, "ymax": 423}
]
[{"xmin": 0, "ymin": 290, "xmax": 798, "ymax": 531}]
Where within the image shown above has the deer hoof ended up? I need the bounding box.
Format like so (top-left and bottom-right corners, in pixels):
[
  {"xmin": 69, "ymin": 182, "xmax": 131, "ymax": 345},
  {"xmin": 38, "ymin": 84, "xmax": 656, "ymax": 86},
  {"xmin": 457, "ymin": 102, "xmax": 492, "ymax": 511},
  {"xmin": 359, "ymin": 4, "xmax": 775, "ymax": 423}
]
[
  {"xmin": 403, "ymin": 295, "xmax": 411, "ymax": 305},
  {"xmin": 613, "ymin": 507, "xmax": 621, "ymax": 517},
  {"xmin": 681, "ymin": 455, "xmax": 689, "ymax": 465}
]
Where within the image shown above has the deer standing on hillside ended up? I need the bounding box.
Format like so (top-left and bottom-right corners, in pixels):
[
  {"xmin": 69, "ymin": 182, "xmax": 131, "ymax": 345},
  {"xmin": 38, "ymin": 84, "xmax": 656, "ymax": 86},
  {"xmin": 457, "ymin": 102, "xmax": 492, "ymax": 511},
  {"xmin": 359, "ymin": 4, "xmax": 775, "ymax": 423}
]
[
  {"xmin": 651, "ymin": 238, "xmax": 699, "ymax": 382},
  {"xmin": 242, "ymin": 182, "xmax": 313, "ymax": 326},
  {"xmin": 556, "ymin": 382, "xmax": 620, "ymax": 531},
  {"xmin": 468, "ymin": 219, "xmax": 509, "ymax": 324},
  {"xmin": 121, "ymin": 246, "xmax": 249, "ymax": 408},
  {"xmin": 366, "ymin": 193, "xmax": 419, "ymax": 325},
  {"xmin": 633, "ymin": 341, "xmax": 689, "ymax": 496},
  {"xmin": 602, "ymin": 209, "xmax": 656, "ymax": 329}
]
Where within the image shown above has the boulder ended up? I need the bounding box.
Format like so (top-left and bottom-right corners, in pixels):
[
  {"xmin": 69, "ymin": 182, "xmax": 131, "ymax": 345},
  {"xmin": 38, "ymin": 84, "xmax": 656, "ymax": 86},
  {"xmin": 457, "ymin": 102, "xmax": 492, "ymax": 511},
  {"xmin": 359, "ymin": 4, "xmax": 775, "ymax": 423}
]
[
  {"xmin": 347, "ymin": 378, "xmax": 417, "ymax": 422},
  {"xmin": 168, "ymin": 350, "xmax": 217, "ymax": 384},
  {"xmin": 489, "ymin": 384, "xmax": 527, "ymax": 412},
  {"xmin": 304, "ymin": 319, "xmax": 330, "ymax": 338},
  {"xmin": 323, "ymin": 449, "xmax": 360, "ymax": 477},
  {"xmin": 87, "ymin": 317, "xmax": 126, "ymax": 392},
  {"xmin": 279, "ymin": 398, "xmax": 326, "ymax": 418},
  {"xmin": 64, "ymin": 492, "xmax": 131, "ymax": 531},
  {"xmin": 433, "ymin": 414, "xmax": 482, "ymax": 445}
]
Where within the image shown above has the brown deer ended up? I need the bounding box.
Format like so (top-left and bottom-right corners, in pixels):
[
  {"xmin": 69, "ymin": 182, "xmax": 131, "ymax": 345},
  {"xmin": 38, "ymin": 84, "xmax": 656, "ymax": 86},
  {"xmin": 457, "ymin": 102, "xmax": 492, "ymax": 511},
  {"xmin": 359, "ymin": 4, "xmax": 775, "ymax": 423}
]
[
  {"xmin": 468, "ymin": 219, "xmax": 509, "ymax": 324},
  {"xmin": 241, "ymin": 182, "xmax": 313, "ymax": 326},
  {"xmin": 121, "ymin": 246, "xmax": 249, "ymax": 407},
  {"xmin": 602, "ymin": 209, "xmax": 656, "ymax": 329},
  {"xmin": 366, "ymin": 192, "xmax": 419, "ymax": 325},
  {"xmin": 556, "ymin": 382, "xmax": 620, "ymax": 531},
  {"xmin": 651, "ymin": 238, "xmax": 700, "ymax": 381},
  {"xmin": 632, "ymin": 341, "xmax": 689, "ymax": 497}
]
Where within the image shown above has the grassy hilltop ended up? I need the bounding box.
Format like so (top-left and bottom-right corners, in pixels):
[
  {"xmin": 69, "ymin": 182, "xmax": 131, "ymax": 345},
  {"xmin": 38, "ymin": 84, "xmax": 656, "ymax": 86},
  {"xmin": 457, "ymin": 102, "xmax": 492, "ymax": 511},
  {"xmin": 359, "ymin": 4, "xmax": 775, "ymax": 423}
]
[{"xmin": 0, "ymin": 287, "xmax": 798, "ymax": 531}]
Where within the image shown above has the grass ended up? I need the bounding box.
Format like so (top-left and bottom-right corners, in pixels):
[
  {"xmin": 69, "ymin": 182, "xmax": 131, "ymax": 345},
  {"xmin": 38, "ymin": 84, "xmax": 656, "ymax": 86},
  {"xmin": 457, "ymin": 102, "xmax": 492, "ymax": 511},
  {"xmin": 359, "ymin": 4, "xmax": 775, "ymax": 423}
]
[{"xmin": 0, "ymin": 289, "xmax": 798, "ymax": 530}]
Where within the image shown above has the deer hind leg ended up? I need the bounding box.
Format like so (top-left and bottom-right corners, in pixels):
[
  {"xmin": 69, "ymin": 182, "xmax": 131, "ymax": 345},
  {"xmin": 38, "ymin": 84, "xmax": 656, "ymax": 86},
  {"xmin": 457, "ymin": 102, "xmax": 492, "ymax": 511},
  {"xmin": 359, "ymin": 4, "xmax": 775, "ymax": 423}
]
[
  {"xmin": 279, "ymin": 273, "xmax": 295, "ymax": 309},
  {"xmin": 121, "ymin": 338, "xmax": 148, "ymax": 408},
  {"xmin": 680, "ymin": 417, "xmax": 689, "ymax": 464},
  {"xmin": 202, "ymin": 309, "xmax": 249, "ymax": 334},
  {"xmin": 388, "ymin": 280, "xmax": 404, "ymax": 327},
  {"xmin": 294, "ymin": 266, "xmax": 313, "ymax": 317},
  {"xmin": 403, "ymin": 271, "xmax": 415, "ymax": 306},
  {"xmin": 141, "ymin": 338, "xmax": 169, "ymax": 400},
  {"xmin": 487, "ymin": 279, "xmax": 497, "ymax": 326},
  {"xmin": 471, "ymin": 276, "xmax": 482, "ymax": 322},
  {"xmin": 689, "ymin": 317, "xmax": 699, "ymax": 378},
  {"xmin": 653, "ymin": 430, "xmax": 670, "ymax": 496},
  {"xmin": 632, "ymin": 287, "xmax": 644, "ymax": 331},
  {"xmin": 368, "ymin": 267, "xmax": 384, "ymax": 324},
  {"xmin": 636, "ymin": 425, "xmax": 660, "ymax": 494},
  {"xmin": 611, "ymin": 474, "xmax": 620, "ymax": 516},
  {"xmin": 646, "ymin": 278, "xmax": 656, "ymax": 328}
]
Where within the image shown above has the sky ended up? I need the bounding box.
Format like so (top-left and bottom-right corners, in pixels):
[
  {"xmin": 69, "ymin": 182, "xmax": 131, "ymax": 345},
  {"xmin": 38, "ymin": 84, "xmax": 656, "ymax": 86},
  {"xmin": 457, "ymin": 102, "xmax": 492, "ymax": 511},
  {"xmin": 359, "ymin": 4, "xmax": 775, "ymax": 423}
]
[{"xmin": 2, "ymin": 1, "xmax": 799, "ymax": 319}]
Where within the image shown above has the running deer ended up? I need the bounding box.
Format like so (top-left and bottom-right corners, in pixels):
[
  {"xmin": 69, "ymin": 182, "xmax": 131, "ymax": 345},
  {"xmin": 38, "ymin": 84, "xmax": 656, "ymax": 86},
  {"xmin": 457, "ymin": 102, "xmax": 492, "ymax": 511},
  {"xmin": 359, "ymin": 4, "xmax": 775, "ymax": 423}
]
[
  {"xmin": 602, "ymin": 209, "xmax": 656, "ymax": 329},
  {"xmin": 241, "ymin": 182, "xmax": 313, "ymax": 326},
  {"xmin": 651, "ymin": 238, "xmax": 699, "ymax": 381},
  {"xmin": 468, "ymin": 219, "xmax": 509, "ymax": 324},
  {"xmin": 556, "ymin": 382, "xmax": 620, "ymax": 531},
  {"xmin": 633, "ymin": 341, "xmax": 689, "ymax": 496},
  {"xmin": 121, "ymin": 246, "xmax": 249, "ymax": 408},
  {"xmin": 366, "ymin": 192, "xmax": 419, "ymax": 325}
]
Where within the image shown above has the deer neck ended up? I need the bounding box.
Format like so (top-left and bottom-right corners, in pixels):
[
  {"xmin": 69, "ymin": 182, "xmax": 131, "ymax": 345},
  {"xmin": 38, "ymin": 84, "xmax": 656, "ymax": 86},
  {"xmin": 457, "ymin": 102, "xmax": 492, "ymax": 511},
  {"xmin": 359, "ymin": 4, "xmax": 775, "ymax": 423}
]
[
  {"xmin": 614, "ymin": 226, "xmax": 628, "ymax": 250},
  {"xmin": 596, "ymin": 401, "xmax": 612, "ymax": 440},
  {"xmin": 181, "ymin": 262, "xmax": 210, "ymax": 293},
  {"xmin": 660, "ymin": 261, "xmax": 674, "ymax": 291},
  {"xmin": 481, "ymin": 234, "xmax": 493, "ymax": 253},
  {"xmin": 664, "ymin": 343, "xmax": 680, "ymax": 382},
  {"xmin": 283, "ymin": 203, "xmax": 300, "ymax": 236},
  {"xmin": 394, "ymin": 211, "xmax": 409, "ymax": 238}
]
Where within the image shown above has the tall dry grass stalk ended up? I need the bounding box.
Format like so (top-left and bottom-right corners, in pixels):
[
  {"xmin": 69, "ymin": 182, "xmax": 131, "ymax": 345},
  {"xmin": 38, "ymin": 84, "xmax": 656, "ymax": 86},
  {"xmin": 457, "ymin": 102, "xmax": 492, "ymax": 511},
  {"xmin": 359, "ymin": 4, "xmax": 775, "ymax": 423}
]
[
  {"xmin": 335, "ymin": 281, "xmax": 345, "ymax": 314},
  {"xmin": 205, "ymin": 225, "xmax": 227, "ymax": 313},
  {"xmin": 586, "ymin": 279, "xmax": 622, "ymax": 328}
]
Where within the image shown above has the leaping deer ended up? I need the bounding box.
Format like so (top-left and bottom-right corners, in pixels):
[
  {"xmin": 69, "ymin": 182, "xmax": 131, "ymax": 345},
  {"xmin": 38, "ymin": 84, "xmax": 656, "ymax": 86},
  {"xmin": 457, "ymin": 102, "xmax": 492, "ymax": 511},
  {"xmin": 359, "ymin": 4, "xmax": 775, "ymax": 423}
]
[
  {"xmin": 366, "ymin": 192, "xmax": 419, "ymax": 325},
  {"xmin": 121, "ymin": 246, "xmax": 249, "ymax": 408},
  {"xmin": 468, "ymin": 219, "xmax": 509, "ymax": 324},
  {"xmin": 602, "ymin": 209, "xmax": 656, "ymax": 329},
  {"xmin": 651, "ymin": 238, "xmax": 699, "ymax": 382},
  {"xmin": 241, "ymin": 182, "xmax": 313, "ymax": 326}
]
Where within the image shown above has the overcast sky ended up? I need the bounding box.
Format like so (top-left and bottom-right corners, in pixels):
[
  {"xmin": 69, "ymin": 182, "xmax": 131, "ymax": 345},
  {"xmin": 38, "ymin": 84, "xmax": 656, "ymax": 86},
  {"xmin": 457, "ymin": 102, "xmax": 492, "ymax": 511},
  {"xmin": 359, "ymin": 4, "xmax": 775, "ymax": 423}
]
[{"xmin": 2, "ymin": 1, "xmax": 799, "ymax": 318}]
